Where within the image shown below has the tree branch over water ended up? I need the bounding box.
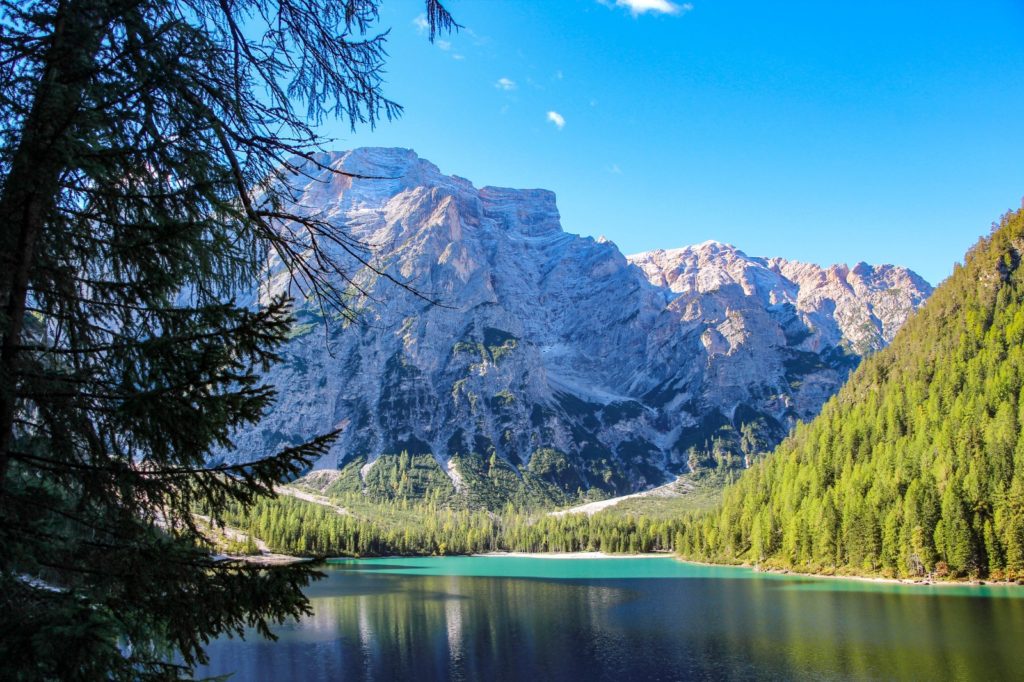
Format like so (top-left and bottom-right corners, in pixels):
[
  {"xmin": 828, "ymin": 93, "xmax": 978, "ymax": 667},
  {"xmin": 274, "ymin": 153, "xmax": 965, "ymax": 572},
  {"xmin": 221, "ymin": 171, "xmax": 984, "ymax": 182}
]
[{"xmin": 0, "ymin": 0, "xmax": 455, "ymax": 677}]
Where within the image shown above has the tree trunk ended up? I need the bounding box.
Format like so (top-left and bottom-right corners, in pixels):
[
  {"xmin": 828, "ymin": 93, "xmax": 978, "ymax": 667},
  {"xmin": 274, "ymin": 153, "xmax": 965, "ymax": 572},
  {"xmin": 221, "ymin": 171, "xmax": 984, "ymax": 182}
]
[{"xmin": 0, "ymin": 0, "xmax": 109, "ymax": 490}]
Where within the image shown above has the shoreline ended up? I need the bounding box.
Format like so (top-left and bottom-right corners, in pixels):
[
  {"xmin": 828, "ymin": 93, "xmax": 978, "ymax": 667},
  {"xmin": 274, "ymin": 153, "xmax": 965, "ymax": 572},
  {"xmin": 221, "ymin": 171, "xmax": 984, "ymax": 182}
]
[
  {"xmin": 472, "ymin": 551, "xmax": 671, "ymax": 560},
  {"xmin": 217, "ymin": 552, "xmax": 312, "ymax": 567},
  {"xmin": 255, "ymin": 550, "xmax": 1023, "ymax": 588},
  {"xmin": 334, "ymin": 551, "xmax": 1023, "ymax": 588},
  {"xmin": 676, "ymin": 557, "xmax": 1023, "ymax": 589}
]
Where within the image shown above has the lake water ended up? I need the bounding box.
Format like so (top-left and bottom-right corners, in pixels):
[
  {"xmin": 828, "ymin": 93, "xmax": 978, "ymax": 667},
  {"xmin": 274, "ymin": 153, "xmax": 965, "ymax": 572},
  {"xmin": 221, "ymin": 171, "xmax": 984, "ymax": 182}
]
[{"xmin": 198, "ymin": 556, "xmax": 1024, "ymax": 681}]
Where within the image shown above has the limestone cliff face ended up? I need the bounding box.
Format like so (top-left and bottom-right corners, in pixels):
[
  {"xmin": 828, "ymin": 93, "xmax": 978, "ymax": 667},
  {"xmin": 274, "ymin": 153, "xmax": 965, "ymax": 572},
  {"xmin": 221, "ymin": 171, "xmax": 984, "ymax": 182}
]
[
  {"xmin": 629, "ymin": 242, "xmax": 931, "ymax": 354},
  {"xmin": 225, "ymin": 148, "xmax": 932, "ymax": 494}
]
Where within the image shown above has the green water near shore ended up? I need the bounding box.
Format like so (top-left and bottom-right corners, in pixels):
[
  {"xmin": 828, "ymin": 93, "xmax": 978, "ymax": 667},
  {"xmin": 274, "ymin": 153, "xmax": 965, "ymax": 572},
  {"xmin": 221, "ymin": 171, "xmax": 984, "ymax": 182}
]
[
  {"xmin": 199, "ymin": 556, "xmax": 1024, "ymax": 681},
  {"xmin": 329, "ymin": 555, "xmax": 1024, "ymax": 596}
]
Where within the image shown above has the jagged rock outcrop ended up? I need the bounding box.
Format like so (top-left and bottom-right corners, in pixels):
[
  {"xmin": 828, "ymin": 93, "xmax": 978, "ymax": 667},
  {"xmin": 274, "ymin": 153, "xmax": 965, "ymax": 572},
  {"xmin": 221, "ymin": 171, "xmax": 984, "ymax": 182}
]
[
  {"xmin": 224, "ymin": 148, "xmax": 933, "ymax": 495},
  {"xmin": 629, "ymin": 243, "xmax": 931, "ymax": 355}
]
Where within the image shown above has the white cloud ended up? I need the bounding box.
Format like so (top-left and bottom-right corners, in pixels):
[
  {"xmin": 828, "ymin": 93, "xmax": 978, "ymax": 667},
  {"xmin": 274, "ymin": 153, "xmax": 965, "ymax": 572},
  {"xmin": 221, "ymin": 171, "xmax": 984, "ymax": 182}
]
[
  {"xmin": 436, "ymin": 39, "xmax": 452, "ymax": 51},
  {"xmin": 413, "ymin": 14, "xmax": 429, "ymax": 33},
  {"xmin": 546, "ymin": 111, "xmax": 566, "ymax": 130},
  {"xmin": 606, "ymin": 0, "xmax": 693, "ymax": 16},
  {"xmin": 607, "ymin": 163, "xmax": 623, "ymax": 175},
  {"xmin": 452, "ymin": 54, "xmax": 465, "ymax": 61},
  {"xmin": 495, "ymin": 77, "xmax": 517, "ymax": 91}
]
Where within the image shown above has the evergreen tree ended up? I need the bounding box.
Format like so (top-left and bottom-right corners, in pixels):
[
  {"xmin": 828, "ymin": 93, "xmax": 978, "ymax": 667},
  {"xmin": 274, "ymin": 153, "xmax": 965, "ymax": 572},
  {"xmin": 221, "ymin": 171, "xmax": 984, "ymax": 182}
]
[
  {"xmin": 677, "ymin": 208, "xmax": 1024, "ymax": 580},
  {"xmin": 0, "ymin": 0, "xmax": 453, "ymax": 678}
]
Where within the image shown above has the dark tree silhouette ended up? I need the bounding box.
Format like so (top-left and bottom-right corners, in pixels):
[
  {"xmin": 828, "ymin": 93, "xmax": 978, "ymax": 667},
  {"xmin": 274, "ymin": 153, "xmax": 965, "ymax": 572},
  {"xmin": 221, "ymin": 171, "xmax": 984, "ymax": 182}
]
[{"xmin": 0, "ymin": 0, "xmax": 454, "ymax": 677}]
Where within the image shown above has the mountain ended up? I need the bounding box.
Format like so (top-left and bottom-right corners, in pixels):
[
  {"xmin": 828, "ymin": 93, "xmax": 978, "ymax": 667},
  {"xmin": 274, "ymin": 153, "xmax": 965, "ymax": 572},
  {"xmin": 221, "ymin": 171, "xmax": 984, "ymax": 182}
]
[
  {"xmin": 676, "ymin": 208, "xmax": 1024, "ymax": 580},
  {"xmin": 225, "ymin": 147, "xmax": 931, "ymax": 500},
  {"xmin": 628, "ymin": 243, "xmax": 930, "ymax": 355}
]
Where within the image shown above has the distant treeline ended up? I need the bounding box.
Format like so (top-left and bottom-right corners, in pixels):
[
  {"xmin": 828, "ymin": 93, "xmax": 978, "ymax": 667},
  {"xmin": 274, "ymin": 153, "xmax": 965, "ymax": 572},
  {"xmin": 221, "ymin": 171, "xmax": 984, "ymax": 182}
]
[{"xmin": 217, "ymin": 495, "xmax": 685, "ymax": 557}]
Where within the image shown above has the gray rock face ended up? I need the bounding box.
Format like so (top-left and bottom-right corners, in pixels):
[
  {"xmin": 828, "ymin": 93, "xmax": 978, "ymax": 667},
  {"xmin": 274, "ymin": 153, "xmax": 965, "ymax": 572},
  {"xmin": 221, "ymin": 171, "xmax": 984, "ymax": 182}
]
[
  {"xmin": 227, "ymin": 147, "xmax": 932, "ymax": 494},
  {"xmin": 629, "ymin": 243, "xmax": 931, "ymax": 354}
]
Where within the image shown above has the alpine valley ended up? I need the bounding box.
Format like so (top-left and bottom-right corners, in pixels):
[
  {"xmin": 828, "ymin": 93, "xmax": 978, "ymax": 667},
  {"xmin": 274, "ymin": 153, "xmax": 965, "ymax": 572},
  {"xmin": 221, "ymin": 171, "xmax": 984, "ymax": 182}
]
[{"xmin": 224, "ymin": 148, "xmax": 931, "ymax": 505}]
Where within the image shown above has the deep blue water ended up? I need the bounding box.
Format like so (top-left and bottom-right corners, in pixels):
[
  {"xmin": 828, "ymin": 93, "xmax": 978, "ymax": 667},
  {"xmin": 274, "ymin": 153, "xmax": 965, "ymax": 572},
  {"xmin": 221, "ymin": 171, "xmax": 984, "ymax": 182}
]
[{"xmin": 197, "ymin": 557, "xmax": 1024, "ymax": 681}]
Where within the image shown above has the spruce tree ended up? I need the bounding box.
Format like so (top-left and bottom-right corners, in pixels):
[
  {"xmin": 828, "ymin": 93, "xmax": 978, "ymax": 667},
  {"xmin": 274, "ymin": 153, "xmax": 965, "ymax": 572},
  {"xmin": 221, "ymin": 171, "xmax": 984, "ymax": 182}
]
[
  {"xmin": 0, "ymin": 0, "xmax": 454, "ymax": 678},
  {"xmin": 677, "ymin": 207, "xmax": 1024, "ymax": 580}
]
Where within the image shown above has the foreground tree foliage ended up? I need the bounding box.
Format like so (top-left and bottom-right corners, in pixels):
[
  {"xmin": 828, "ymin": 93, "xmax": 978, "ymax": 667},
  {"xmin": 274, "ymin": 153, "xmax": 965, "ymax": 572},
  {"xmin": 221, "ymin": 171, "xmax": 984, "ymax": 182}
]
[
  {"xmin": 677, "ymin": 208, "xmax": 1024, "ymax": 581},
  {"xmin": 0, "ymin": 0, "xmax": 452, "ymax": 678}
]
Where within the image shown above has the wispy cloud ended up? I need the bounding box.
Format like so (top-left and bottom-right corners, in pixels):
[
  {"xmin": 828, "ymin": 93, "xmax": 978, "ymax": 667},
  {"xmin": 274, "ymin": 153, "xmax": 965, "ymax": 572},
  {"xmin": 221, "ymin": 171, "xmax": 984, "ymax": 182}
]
[
  {"xmin": 546, "ymin": 111, "xmax": 566, "ymax": 130},
  {"xmin": 607, "ymin": 163, "xmax": 623, "ymax": 175},
  {"xmin": 603, "ymin": 0, "xmax": 693, "ymax": 16},
  {"xmin": 416, "ymin": 17, "xmax": 469, "ymax": 60},
  {"xmin": 495, "ymin": 77, "xmax": 517, "ymax": 91},
  {"xmin": 433, "ymin": 39, "xmax": 463, "ymax": 60},
  {"xmin": 464, "ymin": 27, "xmax": 491, "ymax": 47}
]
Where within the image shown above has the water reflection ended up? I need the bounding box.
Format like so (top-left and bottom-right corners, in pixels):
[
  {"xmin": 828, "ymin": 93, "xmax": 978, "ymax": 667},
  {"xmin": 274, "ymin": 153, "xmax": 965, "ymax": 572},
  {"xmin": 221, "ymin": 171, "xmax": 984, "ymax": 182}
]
[{"xmin": 199, "ymin": 560, "xmax": 1024, "ymax": 681}]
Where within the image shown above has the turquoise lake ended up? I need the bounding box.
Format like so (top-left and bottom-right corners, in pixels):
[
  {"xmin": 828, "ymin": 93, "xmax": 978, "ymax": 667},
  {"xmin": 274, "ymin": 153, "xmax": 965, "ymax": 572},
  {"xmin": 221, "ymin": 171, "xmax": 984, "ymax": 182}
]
[{"xmin": 198, "ymin": 556, "xmax": 1024, "ymax": 680}]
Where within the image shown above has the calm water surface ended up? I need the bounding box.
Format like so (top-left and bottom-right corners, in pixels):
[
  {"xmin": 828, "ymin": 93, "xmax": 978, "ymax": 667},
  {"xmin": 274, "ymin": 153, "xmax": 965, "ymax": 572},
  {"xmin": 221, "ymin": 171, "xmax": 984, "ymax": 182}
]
[{"xmin": 199, "ymin": 556, "xmax": 1024, "ymax": 681}]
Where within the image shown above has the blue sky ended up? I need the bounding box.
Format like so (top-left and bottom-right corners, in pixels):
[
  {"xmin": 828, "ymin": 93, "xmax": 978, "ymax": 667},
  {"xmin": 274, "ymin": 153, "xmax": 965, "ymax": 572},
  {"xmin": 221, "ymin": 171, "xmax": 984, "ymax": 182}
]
[{"xmin": 327, "ymin": 0, "xmax": 1024, "ymax": 285}]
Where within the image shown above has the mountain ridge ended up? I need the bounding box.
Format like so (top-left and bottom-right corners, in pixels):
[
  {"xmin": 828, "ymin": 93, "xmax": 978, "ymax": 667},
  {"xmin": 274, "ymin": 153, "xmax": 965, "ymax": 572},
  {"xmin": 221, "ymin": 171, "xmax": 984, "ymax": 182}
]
[{"xmin": 225, "ymin": 147, "xmax": 932, "ymax": 501}]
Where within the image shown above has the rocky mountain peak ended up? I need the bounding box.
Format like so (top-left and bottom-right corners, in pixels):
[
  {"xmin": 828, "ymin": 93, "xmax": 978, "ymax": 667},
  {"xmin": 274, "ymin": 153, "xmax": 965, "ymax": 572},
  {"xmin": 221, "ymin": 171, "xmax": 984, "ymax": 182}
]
[{"xmin": 227, "ymin": 148, "xmax": 933, "ymax": 499}]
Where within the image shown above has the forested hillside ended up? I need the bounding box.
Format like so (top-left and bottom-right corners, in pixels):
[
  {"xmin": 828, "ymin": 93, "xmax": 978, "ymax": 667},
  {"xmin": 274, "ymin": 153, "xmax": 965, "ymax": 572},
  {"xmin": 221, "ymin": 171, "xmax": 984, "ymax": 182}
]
[
  {"xmin": 676, "ymin": 208, "xmax": 1024, "ymax": 580},
  {"xmin": 293, "ymin": 451, "xmax": 575, "ymax": 510}
]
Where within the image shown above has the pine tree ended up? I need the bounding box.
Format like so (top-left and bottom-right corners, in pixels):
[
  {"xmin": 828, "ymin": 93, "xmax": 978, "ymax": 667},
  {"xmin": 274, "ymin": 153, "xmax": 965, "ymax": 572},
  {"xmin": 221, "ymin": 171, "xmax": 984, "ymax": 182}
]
[
  {"xmin": 0, "ymin": 0, "xmax": 454, "ymax": 678},
  {"xmin": 677, "ymin": 207, "xmax": 1024, "ymax": 581}
]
